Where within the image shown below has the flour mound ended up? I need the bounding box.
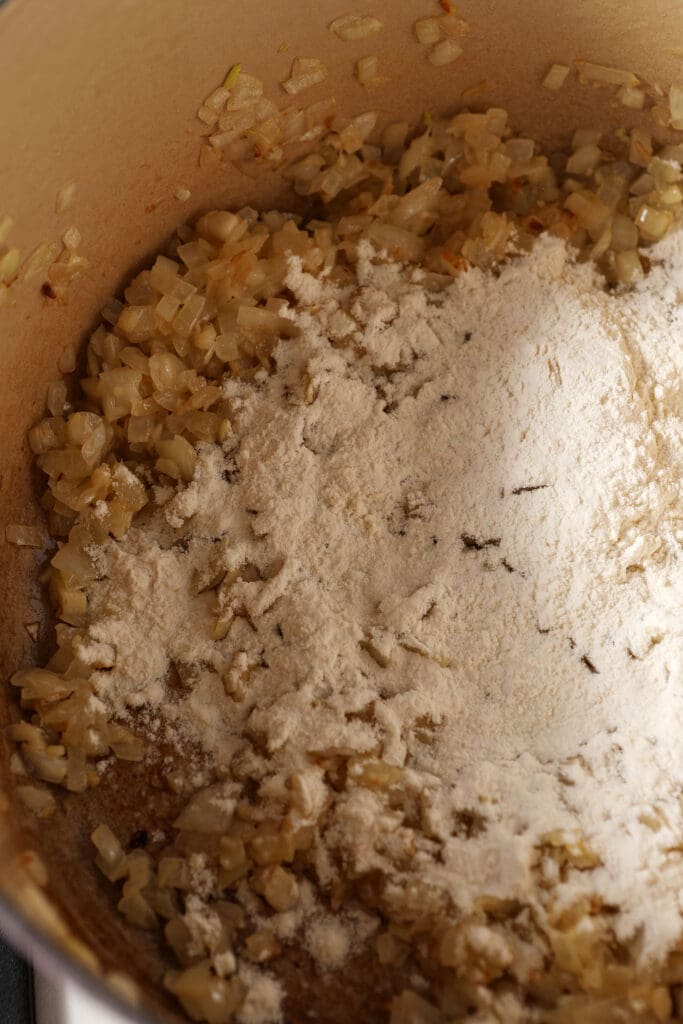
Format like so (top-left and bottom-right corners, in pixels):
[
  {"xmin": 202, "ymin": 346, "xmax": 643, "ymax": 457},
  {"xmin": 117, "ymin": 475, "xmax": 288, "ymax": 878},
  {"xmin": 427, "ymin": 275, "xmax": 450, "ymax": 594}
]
[{"xmin": 86, "ymin": 233, "xmax": 683, "ymax": 967}]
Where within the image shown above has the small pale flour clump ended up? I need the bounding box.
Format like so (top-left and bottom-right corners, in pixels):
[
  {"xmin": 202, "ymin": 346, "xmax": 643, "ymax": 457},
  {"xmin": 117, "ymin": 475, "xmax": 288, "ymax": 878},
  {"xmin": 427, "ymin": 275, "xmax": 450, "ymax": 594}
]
[{"xmin": 77, "ymin": 232, "xmax": 683, "ymax": 1006}]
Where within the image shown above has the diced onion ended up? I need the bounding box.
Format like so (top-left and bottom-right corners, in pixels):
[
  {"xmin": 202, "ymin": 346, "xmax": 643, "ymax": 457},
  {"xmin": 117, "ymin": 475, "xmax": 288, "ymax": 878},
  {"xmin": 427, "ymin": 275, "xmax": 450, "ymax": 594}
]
[
  {"xmin": 0, "ymin": 247, "xmax": 21, "ymax": 283},
  {"xmin": 5, "ymin": 524, "xmax": 45, "ymax": 548},
  {"xmin": 58, "ymin": 343, "xmax": 77, "ymax": 374},
  {"xmin": 47, "ymin": 380, "xmax": 68, "ymax": 416},
  {"xmin": 21, "ymin": 241, "xmax": 61, "ymax": 281},
  {"xmin": 565, "ymin": 190, "xmax": 610, "ymax": 231},
  {"xmin": 629, "ymin": 128, "xmax": 653, "ymax": 168},
  {"xmin": 55, "ymin": 181, "xmax": 77, "ymax": 213},
  {"xmin": 415, "ymin": 17, "xmax": 441, "ymax": 45},
  {"xmin": 575, "ymin": 60, "xmax": 639, "ymax": 88},
  {"xmin": 615, "ymin": 249, "xmax": 644, "ymax": 284},
  {"xmin": 329, "ymin": 14, "xmax": 382, "ymax": 41},
  {"xmin": 635, "ymin": 204, "xmax": 673, "ymax": 241},
  {"xmin": 196, "ymin": 104, "xmax": 218, "ymax": 127},
  {"xmin": 610, "ymin": 213, "xmax": 639, "ymax": 251},
  {"xmin": 566, "ymin": 145, "xmax": 602, "ymax": 176},
  {"xmin": 543, "ymin": 64, "xmax": 570, "ymax": 92},
  {"xmin": 356, "ymin": 57, "xmax": 386, "ymax": 90},
  {"xmin": 670, "ymin": 84, "xmax": 683, "ymax": 130},
  {"xmin": 156, "ymin": 435, "xmax": 197, "ymax": 482},
  {"xmin": 282, "ymin": 58, "xmax": 328, "ymax": 96},
  {"xmin": 62, "ymin": 227, "xmax": 81, "ymax": 251},
  {"xmin": 428, "ymin": 39, "xmax": 463, "ymax": 67},
  {"xmin": 204, "ymin": 85, "xmax": 230, "ymax": 112},
  {"xmin": 16, "ymin": 785, "xmax": 55, "ymax": 818},
  {"xmin": 617, "ymin": 85, "xmax": 645, "ymax": 110}
]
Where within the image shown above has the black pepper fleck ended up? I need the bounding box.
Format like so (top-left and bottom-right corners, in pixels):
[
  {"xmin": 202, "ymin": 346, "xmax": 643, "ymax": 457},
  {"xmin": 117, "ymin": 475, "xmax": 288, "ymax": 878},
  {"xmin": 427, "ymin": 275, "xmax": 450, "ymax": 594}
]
[
  {"xmin": 461, "ymin": 533, "xmax": 501, "ymax": 551},
  {"xmin": 129, "ymin": 829, "xmax": 149, "ymax": 849},
  {"xmin": 510, "ymin": 484, "xmax": 549, "ymax": 495}
]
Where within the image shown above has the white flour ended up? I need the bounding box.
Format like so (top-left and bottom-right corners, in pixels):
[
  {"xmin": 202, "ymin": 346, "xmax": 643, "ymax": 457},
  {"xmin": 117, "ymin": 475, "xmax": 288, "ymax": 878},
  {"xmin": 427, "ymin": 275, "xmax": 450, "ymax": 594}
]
[{"xmin": 83, "ymin": 232, "xmax": 683, "ymax": 968}]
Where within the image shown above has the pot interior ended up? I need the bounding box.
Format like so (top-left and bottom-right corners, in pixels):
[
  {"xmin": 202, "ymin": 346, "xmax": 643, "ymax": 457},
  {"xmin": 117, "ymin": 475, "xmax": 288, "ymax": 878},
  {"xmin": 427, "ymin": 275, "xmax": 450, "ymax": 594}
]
[{"xmin": 1, "ymin": 0, "xmax": 682, "ymax": 1018}]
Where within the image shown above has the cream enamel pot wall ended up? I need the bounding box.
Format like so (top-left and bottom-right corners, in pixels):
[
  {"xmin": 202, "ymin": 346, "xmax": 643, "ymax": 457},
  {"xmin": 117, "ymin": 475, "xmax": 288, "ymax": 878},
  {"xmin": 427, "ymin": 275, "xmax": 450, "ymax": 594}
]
[{"xmin": 1, "ymin": 0, "xmax": 682, "ymax": 1020}]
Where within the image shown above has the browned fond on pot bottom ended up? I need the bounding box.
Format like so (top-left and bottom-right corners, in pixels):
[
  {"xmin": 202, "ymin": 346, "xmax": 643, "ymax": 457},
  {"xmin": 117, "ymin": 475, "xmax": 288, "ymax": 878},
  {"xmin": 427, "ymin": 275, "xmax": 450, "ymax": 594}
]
[{"xmin": 1, "ymin": 0, "xmax": 683, "ymax": 1019}]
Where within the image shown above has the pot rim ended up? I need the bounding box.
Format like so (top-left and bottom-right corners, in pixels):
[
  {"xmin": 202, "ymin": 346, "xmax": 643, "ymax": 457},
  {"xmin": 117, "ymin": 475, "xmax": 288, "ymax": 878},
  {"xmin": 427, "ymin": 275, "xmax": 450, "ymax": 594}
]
[{"xmin": 0, "ymin": 889, "xmax": 160, "ymax": 1024}]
